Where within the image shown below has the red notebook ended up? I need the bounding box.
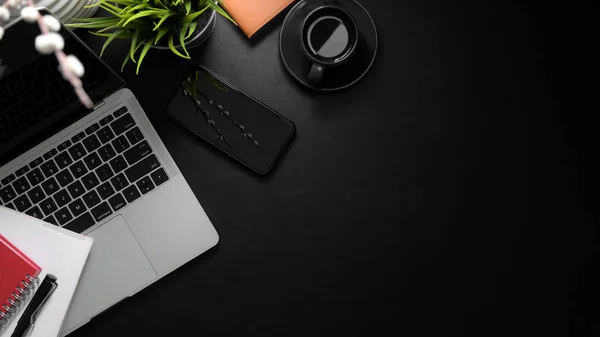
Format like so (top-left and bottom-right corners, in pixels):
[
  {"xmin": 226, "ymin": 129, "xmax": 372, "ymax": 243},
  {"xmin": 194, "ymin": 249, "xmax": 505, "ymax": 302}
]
[{"xmin": 0, "ymin": 234, "xmax": 41, "ymax": 318}]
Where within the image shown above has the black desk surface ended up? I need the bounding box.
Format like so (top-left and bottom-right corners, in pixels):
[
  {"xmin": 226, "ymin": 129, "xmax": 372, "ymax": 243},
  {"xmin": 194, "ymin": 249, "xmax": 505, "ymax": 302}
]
[{"xmin": 71, "ymin": 1, "xmax": 595, "ymax": 336}]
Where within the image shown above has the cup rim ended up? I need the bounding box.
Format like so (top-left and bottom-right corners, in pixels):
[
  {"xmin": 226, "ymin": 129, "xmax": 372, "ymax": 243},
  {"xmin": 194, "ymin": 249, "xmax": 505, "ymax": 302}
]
[{"xmin": 300, "ymin": 5, "xmax": 359, "ymax": 66}]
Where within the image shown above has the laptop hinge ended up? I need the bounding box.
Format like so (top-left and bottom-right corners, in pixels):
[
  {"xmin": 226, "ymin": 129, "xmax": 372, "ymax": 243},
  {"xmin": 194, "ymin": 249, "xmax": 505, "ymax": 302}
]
[{"xmin": 93, "ymin": 100, "xmax": 106, "ymax": 111}]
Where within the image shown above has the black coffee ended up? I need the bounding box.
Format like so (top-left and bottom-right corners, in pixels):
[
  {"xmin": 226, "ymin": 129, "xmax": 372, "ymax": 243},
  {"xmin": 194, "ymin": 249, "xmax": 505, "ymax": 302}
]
[{"xmin": 307, "ymin": 16, "xmax": 349, "ymax": 59}]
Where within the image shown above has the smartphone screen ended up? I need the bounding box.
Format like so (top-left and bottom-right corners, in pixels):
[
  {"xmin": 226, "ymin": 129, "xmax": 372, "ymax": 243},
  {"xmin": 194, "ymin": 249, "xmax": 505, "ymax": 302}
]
[{"xmin": 167, "ymin": 67, "xmax": 295, "ymax": 174}]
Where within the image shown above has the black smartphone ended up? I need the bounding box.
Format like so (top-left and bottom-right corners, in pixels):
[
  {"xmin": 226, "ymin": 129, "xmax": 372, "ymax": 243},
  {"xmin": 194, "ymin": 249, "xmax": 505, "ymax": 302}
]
[{"xmin": 167, "ymin": 66, "xmax": 296, "ymax": 174}]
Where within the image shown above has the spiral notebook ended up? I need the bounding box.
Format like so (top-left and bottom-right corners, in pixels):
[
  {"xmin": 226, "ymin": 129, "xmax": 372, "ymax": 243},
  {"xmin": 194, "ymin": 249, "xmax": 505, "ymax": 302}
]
[
  {"xmin": 0, "ymin": 234, "xmax": 42, "ymax": 328},
  {"xmin": 0, "ymin": 207, "xmax": 93, "ymax": 337}
]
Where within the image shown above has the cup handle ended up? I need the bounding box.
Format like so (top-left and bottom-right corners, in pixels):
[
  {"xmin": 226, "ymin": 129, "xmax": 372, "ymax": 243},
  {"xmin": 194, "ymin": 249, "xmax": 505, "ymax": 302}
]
[{"xmin": 308, "ymin": 63, "xmax": 325, "ymax": 86}]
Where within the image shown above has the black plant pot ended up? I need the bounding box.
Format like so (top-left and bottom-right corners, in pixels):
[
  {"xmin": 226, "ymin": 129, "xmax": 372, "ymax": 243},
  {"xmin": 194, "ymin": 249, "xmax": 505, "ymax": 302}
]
[{"xmin": 152, "ymin": 9, "xmax": 216, "ymax": 52}]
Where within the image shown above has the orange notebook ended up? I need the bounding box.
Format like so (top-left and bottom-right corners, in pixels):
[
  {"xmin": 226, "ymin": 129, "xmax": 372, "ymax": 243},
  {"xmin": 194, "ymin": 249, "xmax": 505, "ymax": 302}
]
[{"xmin": 222, "ymin": 0, "xmax": 296, "ymax": 38}]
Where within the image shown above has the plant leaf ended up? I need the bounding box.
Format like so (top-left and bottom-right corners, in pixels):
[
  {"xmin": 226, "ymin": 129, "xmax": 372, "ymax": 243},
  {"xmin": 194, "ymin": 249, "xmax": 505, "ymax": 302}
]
[
  {"xmin": 90, "ymin": 31, "xmax": 134, "ymax": 38},
  {"xmin": 121, "ymin": 54, "xmax": 132, "ymax": 72},
  {"xmin": 136, "ymin": 39, "xmax": 154, "ymax": 74},
  {"xmin": 66, "ymin": 19, "xmax": 121, "ymax": 29},
  {"xmin": 185, "ymin": 1, "xmax": 191, "ymax": 14},
  {"xmin": 70, "ymin": 17, "xmax": 121, "ymax": 23},
  {"xmin": 209, "ymin": 1, "xmax": 236, "ymax": 25},
  {"xmin": 89, "ymin": 0, "xmax": 134, "ymax": 7},
  {"xmin": 129, "ymin": 30, "xmax": 141, "ymax": 63},
  {"xmin": 122, "ymin": 40, "xmax": 143, "ymax": 72},
  {"xmin": 152, "ymin": 11, "xmax": 175, "ymax": 31},
  {"xmin": 95, "ymin": 25, "xmax": 119, "ymax": 34},
  {"xmin": 100, "ymin": 29, "xmax": 127, "ymax": 57},
  {"xmin": 168, "ymin": 34, "xmax": 189, "ymax": 59},
  {"xmin": 185, "ymin": 21, "xmax": 197, "ymax": 40},
  {"xmin": 100, "ymin": 0, "xmax": 127, "ymax": 13},
  {"xmin": 154, "ymin": 25, "xmax": 170, "ymax": 44},
  {"xmin": 123, "ymin": 10, "xmax": 164, "ymax": 27},
  {"xmin": 179, "ymin": 23, "xmax": 190, "ymax": 58},
  {"xmin": 98, "ymin": 2, "xmax": 123, "ymax": 16},
  {"xmin": 123, "ymin": 3, "xmax": 148, "ymax": 14},
  {"xmin": 153, "ymin": 0, "xmax": 167, "ymax": 9},
  {"xmin": 183, "ymin": 5, "xmax": 208, "ymax": 23}
]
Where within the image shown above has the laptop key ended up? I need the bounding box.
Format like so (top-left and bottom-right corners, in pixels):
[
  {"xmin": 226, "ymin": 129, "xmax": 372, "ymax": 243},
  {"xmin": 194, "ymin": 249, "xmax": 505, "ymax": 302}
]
[
  {"xmin": 26, "ymin": 168, "xmax": 44, "ymax": 186},
  {"xmin": 96, "ymin": 164, "xmax": 114, "ymax": 182},
  {"xmin": 67, "ymin": 180, "xmax": 85, "ymax": 199},
  {"xmin": 100, "ymin": 115, "xmax": 114, "ymax": 126},
  {"xmin": 82, "ymin": 190, "xmax": 101, "ymax": 208},
  {"xmin": 110, "ymin": 173, "xmax": 128, "ymax": 191},
  {"xmin": 5, "ymin": 202, "xmax": 16, "ymax": 210},
  {"xmin": 113, "ymin": 106, "xmax": 128, "ymax": 118},
  {"xmin": 57, "ymin": 139, "xmax": 72, "ymax": 152},
  {"xmin": 56, "ymin": 169, "xmax": 74, "ymax": 187},
  {"xmin": 82, "ymin": 172, "xmax": 100, "ymax": 190},
  {"xmin": 55, "ymin": 152, "xmax": 73, "ymax": 169},
  {"xmin": 14, "ymin": 194, "xmax": 32, "ymax": 212},
  {"xmin": 53, "ymin": 190, "xmax": 72, "ymax": 208},
  {"xmin": 27, "ymin": 186, "xmax": 46, "ymax": 204},
  {"xmin": 68, "ymin": 198, "xmax": 87, "ymax": 217},
  {"xmin": 1, "ymin": 174, "xmax": 16, "ymax": 186},
  {"xmin": 44, "ymin": 215, "xmax": 58, "ymax": 226},
  {"xmin": 71, "ymin": 131, "xmax": 86, "ymax": 143},
  {"xmin": 136, "ymin": 176, "xmax": 155, "ymax": 195},
  {"xmin": 125, "ymin": 127, "xmax": 144, "ymax": 145},
  {"xmin": 68, "ymin": 143, "xmax": 87, "ymax": 161},
  {"xmin": 13, "ymin": 177, "xmax": 31, "ymax": 194},
  {"xmin": 0, "ymin": 185, "xmax": 16, "ymax": 203},
  {"xmin": 69, "ymin": 160, "xmax": 88, "ymax": 179},
  {"xmin": 110, "ymin": 114, "xmax": 135, "ymax": 135},
  {"xmin": 111, "ymin": 135, "xmax": 130, "ymax": 153},
  {"xmin": 98, "ymin": 144, "xmax": 116, "ymax": 161},
  {"xmin": 123, "ymin": 185, "xmax": 141, "ymax": 203},
  {"xmin": 85, "ymin": 123, "xmax": 100, "ymax": 135},
  {"xmin": 97, "ymin": 182, "xmax": 115, "ymax": 200},
  {"xmin": 150, "ymin": 168, "xmax": 169, "ymax": 186},
  {"xmin": 83, "ymin": 152, "xmax": 102, "ymax": 170},
  {"xmin": 108, "ymin": 193, "xmax": 126, "ymax": 212},
  {"xmin": 15, "ymin": 165, "xmax": 29, "ymax": 177},
  {"xmin": 25, "ymin": 205, "xmax": 43, "ymax": 219},
  {"xmin": 64, "ymin": 212, "xmax": 95, "ymax": 233},
  {"xmin": 41, "ymin": 177, "xmax": 59, "ymax": 196},
  {"xmin": 125, "ymin": 155, "xmax": 160, "ymax": 183},
  {"xmin": 39, "ymin": 197, "xmax": 58, "ymax": 215},
  {"xmin": 40, "ymin": 160, "xmax": 58, "ymax": 177},
  {"xmin": 124, "ymin": 140, "xmax": 151, "ymax": 165},
  {"xmin": 97, "ymin": 126, "xmax": 116, "ymax": 143},
  {"xmin": 54, "ymin": 207, "xmax": 73, "ymax": 225},
  {"xmin": 109, "ymin": 155, "xmax": 127, "ymax": 174},
  {"xmin": 91, "ymin": 202, "xmax": 112, "ymax": 222},
  {"xmin": 43, "ymin": 148, "xmax": 57, "ymax": 160},
  {"xmin": 29, "ymin": 157, "xmax": 43, "ymax": 168},
  {"xmin": 82, "ymin": 134, "xmax": 101, "ymax": 152}
]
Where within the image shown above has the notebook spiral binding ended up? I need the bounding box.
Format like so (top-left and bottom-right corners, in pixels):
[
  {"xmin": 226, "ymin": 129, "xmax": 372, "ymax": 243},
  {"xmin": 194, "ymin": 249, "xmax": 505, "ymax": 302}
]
[{"xmin": 0, "ymin": 274, "xmax": 39, "ymax": 332}]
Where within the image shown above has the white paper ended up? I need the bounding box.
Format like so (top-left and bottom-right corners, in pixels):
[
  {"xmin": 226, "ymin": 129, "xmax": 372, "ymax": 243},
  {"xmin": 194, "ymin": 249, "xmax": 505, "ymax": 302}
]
[{"xmin": 0, "ymin": 207, "xmax": 93, "ymax": 337}]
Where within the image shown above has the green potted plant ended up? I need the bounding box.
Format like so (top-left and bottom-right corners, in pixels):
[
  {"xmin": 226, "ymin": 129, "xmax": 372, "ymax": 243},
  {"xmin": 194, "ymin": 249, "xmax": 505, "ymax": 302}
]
[{"xmin": 68, "ymin": 0, "xmax": 234, "ymax": 74}]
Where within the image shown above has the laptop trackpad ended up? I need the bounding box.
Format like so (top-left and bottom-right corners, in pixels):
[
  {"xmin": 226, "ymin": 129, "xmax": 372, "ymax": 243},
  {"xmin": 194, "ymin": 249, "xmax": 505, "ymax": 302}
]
[{"xmin": 63, "ymin": 216, "xmax": 157, "ymax": 331}]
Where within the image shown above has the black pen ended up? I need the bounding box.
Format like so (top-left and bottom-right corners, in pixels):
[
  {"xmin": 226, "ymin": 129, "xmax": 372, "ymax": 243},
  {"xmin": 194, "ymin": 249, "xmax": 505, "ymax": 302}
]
[{"xmin": 10, "ymin": 274, "xmax": 58, "ymax": 337}]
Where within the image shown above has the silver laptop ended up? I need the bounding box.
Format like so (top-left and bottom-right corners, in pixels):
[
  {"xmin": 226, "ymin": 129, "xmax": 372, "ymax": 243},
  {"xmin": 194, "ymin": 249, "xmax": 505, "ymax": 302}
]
[{"xmin": 0, "ymin": 11, "xmax": 219, "ymax": 335}]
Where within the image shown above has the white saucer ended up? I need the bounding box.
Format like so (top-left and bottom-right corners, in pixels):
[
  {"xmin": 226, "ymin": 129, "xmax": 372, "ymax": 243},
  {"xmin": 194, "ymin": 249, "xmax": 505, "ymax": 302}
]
[
  {"xmin": 53, "ymin": 0, "xmax": 80, "ymax": 22},
  {"xmin": 61, "ymin": 0, "xmax": 87, "ymax": 23}
]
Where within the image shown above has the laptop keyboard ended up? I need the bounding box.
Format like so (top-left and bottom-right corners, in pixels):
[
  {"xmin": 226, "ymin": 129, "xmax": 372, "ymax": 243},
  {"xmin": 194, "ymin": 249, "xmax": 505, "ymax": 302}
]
[{"xmin": 0, "ymin": 106, "xmax": 169, "ymax": 233}]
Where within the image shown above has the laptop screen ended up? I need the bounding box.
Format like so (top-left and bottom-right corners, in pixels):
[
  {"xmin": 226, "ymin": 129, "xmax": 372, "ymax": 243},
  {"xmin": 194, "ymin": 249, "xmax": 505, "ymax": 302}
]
[{"xmin": 0, "ymin": 14, "xmax": 123, "ymax": 167}]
